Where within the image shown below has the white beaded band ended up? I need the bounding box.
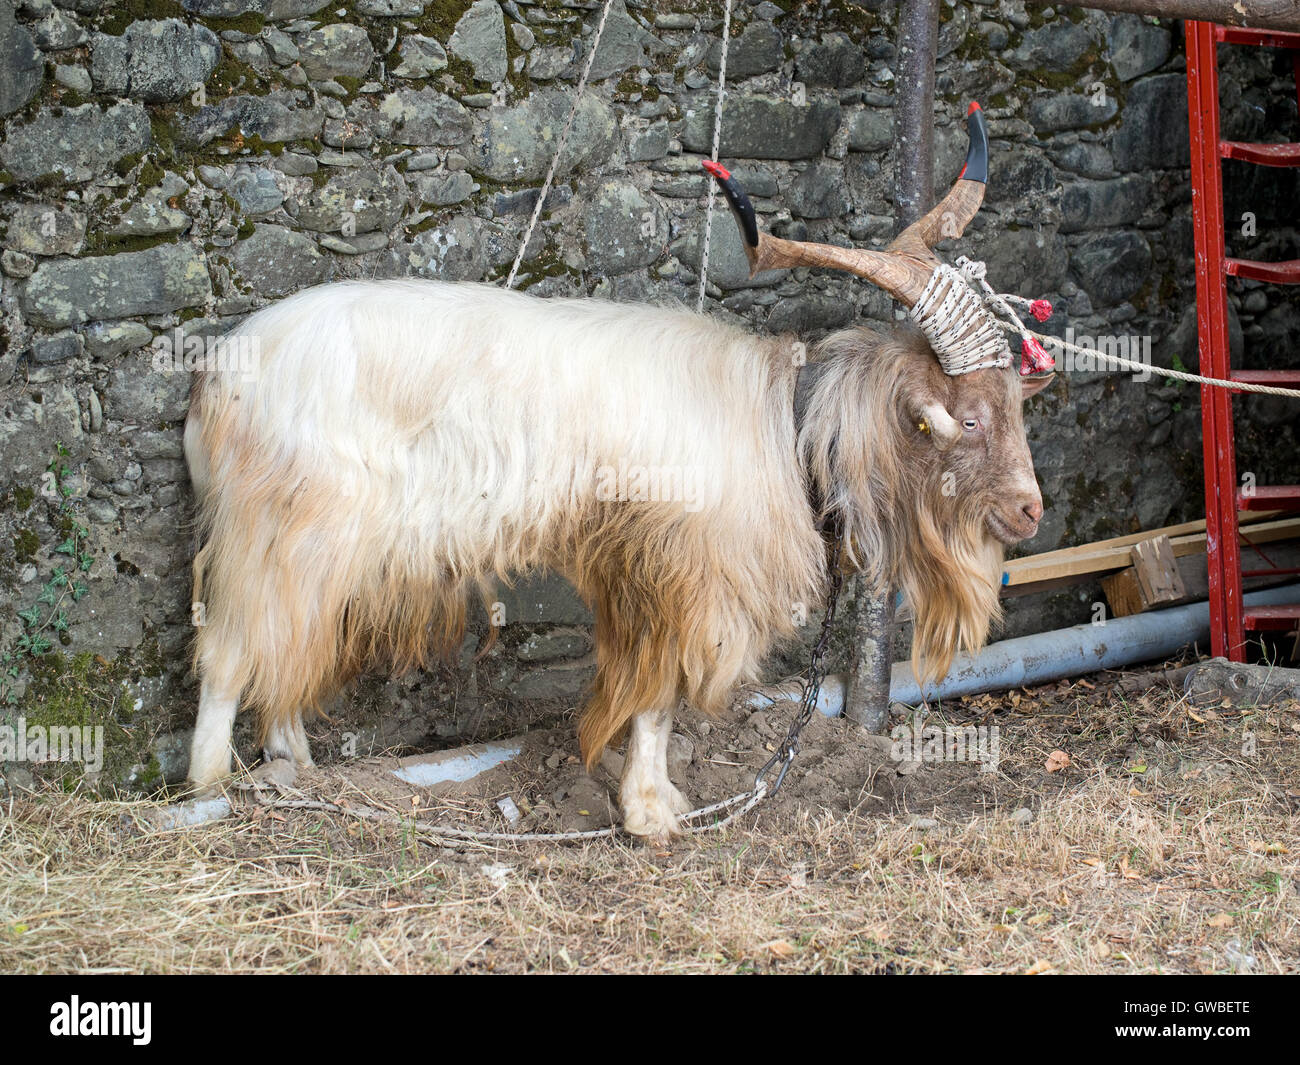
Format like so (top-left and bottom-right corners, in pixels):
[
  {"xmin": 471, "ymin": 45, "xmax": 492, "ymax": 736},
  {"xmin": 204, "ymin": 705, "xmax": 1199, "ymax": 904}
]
[{"xmin": 907, "ymin": 262, "xmax": 1014, "ymax": 376}]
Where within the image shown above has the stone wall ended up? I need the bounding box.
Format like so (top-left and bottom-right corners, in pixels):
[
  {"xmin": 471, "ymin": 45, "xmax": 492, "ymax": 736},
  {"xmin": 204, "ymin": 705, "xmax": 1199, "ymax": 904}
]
[{"xmin": 1, "ymin": 0, "xmax": 1297, "ymax": 788}]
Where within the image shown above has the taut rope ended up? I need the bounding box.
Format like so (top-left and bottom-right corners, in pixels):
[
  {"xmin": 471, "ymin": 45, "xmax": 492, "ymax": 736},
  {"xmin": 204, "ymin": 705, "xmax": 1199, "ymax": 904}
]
[
  {"xmin": 696, "ymin": 0, "xmax": 735, "ymax": 312},
  {"xmin": 916, "ymin": 257, "xmax": 1300, "ymax": 398},
  {"xmin": 504, "ymin": 0, "xmax": 617, "ymax": 290}
]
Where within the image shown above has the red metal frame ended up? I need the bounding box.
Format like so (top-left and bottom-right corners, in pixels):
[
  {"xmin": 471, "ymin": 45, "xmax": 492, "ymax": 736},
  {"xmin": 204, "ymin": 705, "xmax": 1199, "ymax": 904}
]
[{"xmin": 1185, "ymin": 22, "xmax": 1300, "ymax": 660}]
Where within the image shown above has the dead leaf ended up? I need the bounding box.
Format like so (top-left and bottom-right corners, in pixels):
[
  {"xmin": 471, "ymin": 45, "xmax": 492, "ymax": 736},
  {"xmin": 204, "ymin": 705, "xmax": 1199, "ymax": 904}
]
[
  {"xmin": 1207, "ymin": 913, "xmax": 1234, "ymax": 929},
  {"xmin": 764, "ymin": 939, "xmax": 797, "ymax": 959},
  {"xmin": 1117, "ymin": 854, "xmax": 1142, "ymax": 880},
  {"xmin": 1024, "ymin": 959, "xmax": 1053, "ymax": 974},
  {"xmin": 1045, "ymin": 749, "xmax": 1071, "ymax": 772}
]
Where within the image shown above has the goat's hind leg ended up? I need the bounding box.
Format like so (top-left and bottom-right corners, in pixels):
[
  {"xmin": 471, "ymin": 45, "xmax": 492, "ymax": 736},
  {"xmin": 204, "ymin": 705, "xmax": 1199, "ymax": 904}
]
[
  {"xmin": 619, "ymin": 706, "xmax": 691, "ymax": 845},
  {"xmin": 262, "ymin": 710, "xmax": 314, "ymax": 767}
]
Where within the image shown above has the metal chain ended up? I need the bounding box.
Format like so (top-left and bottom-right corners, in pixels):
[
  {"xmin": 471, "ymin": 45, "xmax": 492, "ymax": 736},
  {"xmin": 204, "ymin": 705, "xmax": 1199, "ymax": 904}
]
[{"xmin": 752, "ymin": 513, "xmax": 847, "ymax": 800}]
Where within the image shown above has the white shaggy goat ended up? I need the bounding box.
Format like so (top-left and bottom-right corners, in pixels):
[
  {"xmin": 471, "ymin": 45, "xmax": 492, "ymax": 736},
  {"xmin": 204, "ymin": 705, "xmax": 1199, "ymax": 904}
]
[
  {"xmin": 186, "ymin": 108, "xmax": 1052, "ymax": 841},
  {"xmin": 185, "ymin": 279, "xmax": 1049, "ymax": 840}
]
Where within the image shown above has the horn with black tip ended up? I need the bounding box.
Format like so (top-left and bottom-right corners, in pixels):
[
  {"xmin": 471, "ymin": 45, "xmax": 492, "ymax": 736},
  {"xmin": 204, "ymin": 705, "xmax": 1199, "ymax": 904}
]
[{"xmin": 701, "ymin": 102, "xmax": 990, "ymax": 309}]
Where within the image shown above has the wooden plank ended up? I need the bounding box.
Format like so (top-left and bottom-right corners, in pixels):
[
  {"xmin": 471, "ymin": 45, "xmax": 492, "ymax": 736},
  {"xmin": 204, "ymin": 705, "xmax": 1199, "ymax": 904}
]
[
  {"xmin": 1098, "ymin": 536, "xmax": 1185, "ymax": 618},
  {"xmin": 1170, "ymin": 516, "xmax": 1300, "ymax": 555},
  {"xmin": 1004, "ymin": 516, "xmax": 1300, "ymax": 586},
  {"xmin": 1086, "ymin": 541, "xmax": 1300, "ymax": 616},
  {"xmin": 1133, "ymin": 535, "xmax": 1186, "ymax": 605},
  {"xmin": 1006, "ymin": 510, "xmax": 1280, "ymax": 572},
  {"xmin": 1099, "ymin": 568, "xmax": 1145, "ymax": 618}
]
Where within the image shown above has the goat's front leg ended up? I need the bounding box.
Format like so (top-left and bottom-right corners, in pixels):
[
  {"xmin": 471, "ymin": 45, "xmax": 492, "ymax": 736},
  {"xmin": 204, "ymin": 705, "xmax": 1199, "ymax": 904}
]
[
  {"xmin": 188, "ymin": 677, "xmax": 239, "ymax": 795},
  {"xmin": 619, "ymin": 707, "xmax": 691, "ymax": 845}
]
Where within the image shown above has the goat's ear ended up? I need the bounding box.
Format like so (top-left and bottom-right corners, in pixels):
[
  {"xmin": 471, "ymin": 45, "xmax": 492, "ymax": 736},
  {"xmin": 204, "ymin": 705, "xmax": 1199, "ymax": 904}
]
[{"xmin": 1021, "ymin": 372, "xmax": 1055, "ymax": 400}]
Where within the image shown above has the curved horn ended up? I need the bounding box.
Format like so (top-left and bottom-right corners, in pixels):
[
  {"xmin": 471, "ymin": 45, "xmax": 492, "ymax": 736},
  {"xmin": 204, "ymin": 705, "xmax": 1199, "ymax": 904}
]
[
  {"xmin": 702, "ymin": 160, "xmax": 933, "ymax": 304},
  {"xmin": 700, "ymin": 102, "xmax": 990, "ymax": 309},
  {"xmin": 890, "ymin": 101, "xmax": 989, "ymax": 255}
]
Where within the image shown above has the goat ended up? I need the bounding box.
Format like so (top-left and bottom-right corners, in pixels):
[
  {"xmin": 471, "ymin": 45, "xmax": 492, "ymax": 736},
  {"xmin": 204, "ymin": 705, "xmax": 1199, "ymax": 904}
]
[{"xmin": 185, "ymin": 104, "xmax": 1051, "ymax": 842}]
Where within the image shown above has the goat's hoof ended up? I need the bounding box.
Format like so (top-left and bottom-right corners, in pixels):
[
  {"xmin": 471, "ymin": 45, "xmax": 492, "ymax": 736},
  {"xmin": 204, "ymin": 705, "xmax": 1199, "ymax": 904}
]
[
  {"xmin": 251, "ymin": 757, "xmax": 298, "ymax": 789},
  {"xmin": 621, "ymin": 784, "xmax": 690, "ymax": 844},
  {"xmin": 185, "ymin": 778, "xmax": 223, "ymax": 801}
]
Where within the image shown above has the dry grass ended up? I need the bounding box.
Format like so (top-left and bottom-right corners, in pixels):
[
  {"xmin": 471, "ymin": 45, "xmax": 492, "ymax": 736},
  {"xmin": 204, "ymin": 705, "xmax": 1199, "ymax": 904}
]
[{"xmin": 1, "ymin": 673, "xmax": 1297, "ymax": 974}]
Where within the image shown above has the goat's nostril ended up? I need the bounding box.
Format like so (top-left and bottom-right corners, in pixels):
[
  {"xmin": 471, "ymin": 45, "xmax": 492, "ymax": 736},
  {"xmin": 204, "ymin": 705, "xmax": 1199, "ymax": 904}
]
[{"xmin": 1022, "ymin": 500, "xmax": 1044, "ymax": 524}]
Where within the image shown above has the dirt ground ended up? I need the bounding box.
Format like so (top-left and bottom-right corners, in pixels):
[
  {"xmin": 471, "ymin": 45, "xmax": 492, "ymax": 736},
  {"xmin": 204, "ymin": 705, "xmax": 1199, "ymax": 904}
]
[{"xmin": 2, "ymin": 660, "xmax": 1297, "ymax": 974}]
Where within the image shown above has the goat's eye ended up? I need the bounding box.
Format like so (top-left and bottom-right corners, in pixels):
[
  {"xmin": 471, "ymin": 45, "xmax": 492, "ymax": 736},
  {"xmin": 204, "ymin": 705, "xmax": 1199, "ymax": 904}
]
[{"xmin": 962, "ymin": 418, "xmax": 980, "ymax": 432}]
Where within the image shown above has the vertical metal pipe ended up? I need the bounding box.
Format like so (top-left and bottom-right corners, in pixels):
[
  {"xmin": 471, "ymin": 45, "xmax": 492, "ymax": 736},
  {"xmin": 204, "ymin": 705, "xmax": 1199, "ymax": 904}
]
[
  {"xmin": 894, "ymin": 0, "xmax": 940, "ymax": 223},
  {"xmin": 844, "ymin": 584, "xmax": 897, "ymax": 730},
  {"xmin": 844, "ymin": 0, "xmax": 938, "ymax": 731}
]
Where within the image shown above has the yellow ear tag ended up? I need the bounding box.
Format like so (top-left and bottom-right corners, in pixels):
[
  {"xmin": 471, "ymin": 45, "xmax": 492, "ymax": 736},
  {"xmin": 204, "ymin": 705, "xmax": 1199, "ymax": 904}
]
[{"xmin": 917, "ymin": 419, "xmax": 931, "ymax": 435}]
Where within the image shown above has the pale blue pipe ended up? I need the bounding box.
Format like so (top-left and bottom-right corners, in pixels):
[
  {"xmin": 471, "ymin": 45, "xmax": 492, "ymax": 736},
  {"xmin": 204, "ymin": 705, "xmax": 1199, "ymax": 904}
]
[
  {"xmin": 748, "ymin": 583, "xmax": 1300, "ymax": 716},
  {"xmin": 890, "ymin": 583, "xmax": 1300, "ymax": 705}
]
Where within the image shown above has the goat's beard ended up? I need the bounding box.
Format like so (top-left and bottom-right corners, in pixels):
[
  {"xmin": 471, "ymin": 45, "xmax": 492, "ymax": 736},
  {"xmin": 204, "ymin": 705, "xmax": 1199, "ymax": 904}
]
[
  {"xmin": 837, "ymin": 482, "xmax": 1003, "ymax": 685},
  {"xmin": 885, "ymin": 501, "xmax": 1004, "ymax": 684}
]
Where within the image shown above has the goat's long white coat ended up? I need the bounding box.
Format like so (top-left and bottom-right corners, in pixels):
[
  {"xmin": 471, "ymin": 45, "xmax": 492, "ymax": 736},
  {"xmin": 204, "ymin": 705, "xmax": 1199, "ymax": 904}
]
[{"xmin": 186, "ymin": 281, "xmax": 825, "ymax": 839}]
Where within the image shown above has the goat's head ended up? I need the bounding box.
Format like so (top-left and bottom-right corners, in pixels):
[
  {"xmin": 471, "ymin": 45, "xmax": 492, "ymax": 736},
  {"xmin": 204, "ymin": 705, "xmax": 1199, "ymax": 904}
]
[
  {"xmin": 898, "ymin": 339, "xmax": 1051, "ymax": 547},
  {"xmin": 705, "ymin": 100, "xmax": 1054, "ymax": 549},
  {"xmin": 707, "ymin": 104, "xmax": 1057, "ymax": 679}
]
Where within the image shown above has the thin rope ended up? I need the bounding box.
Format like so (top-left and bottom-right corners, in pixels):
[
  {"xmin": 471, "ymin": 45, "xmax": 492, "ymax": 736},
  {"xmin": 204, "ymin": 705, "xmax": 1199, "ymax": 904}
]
[
  {"xmin": 239, "ymin": 780, "xmax": 768, "ymax": 845},
  {"xmin": 696, "ymin": 0, "xmax": 734, "ymax": 312},
  {"xmin": 504, "ymin": 0, "xmax": 616, "ymax": 290},
  {"xmin": 1013, "ymin": 324, "xmax": 1300, "ymax": 398}
]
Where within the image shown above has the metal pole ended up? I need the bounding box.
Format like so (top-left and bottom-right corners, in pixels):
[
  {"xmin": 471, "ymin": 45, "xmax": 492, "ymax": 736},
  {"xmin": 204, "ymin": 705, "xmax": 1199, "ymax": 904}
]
[
  {"xmin": 1025, "ymin": 0, "xmax": 1300, "ymax": 34},
  {"xmin": 893, "ymin": 0, "xmax": 939, "ymax": 226},
  {"xmin": 844, "ymin": 0, "xmax": 939, "ymax": 732}
]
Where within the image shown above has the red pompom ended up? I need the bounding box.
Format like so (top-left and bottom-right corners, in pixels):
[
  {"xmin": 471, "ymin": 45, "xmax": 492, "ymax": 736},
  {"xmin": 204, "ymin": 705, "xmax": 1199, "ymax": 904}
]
[
  {"xmin": 1029, "ymin": 299, "xmax": 1053, "ymax": 323},
  {"xmin": 1020, "ymin": 336, "xmax": 1054, "ymax": 375}
]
